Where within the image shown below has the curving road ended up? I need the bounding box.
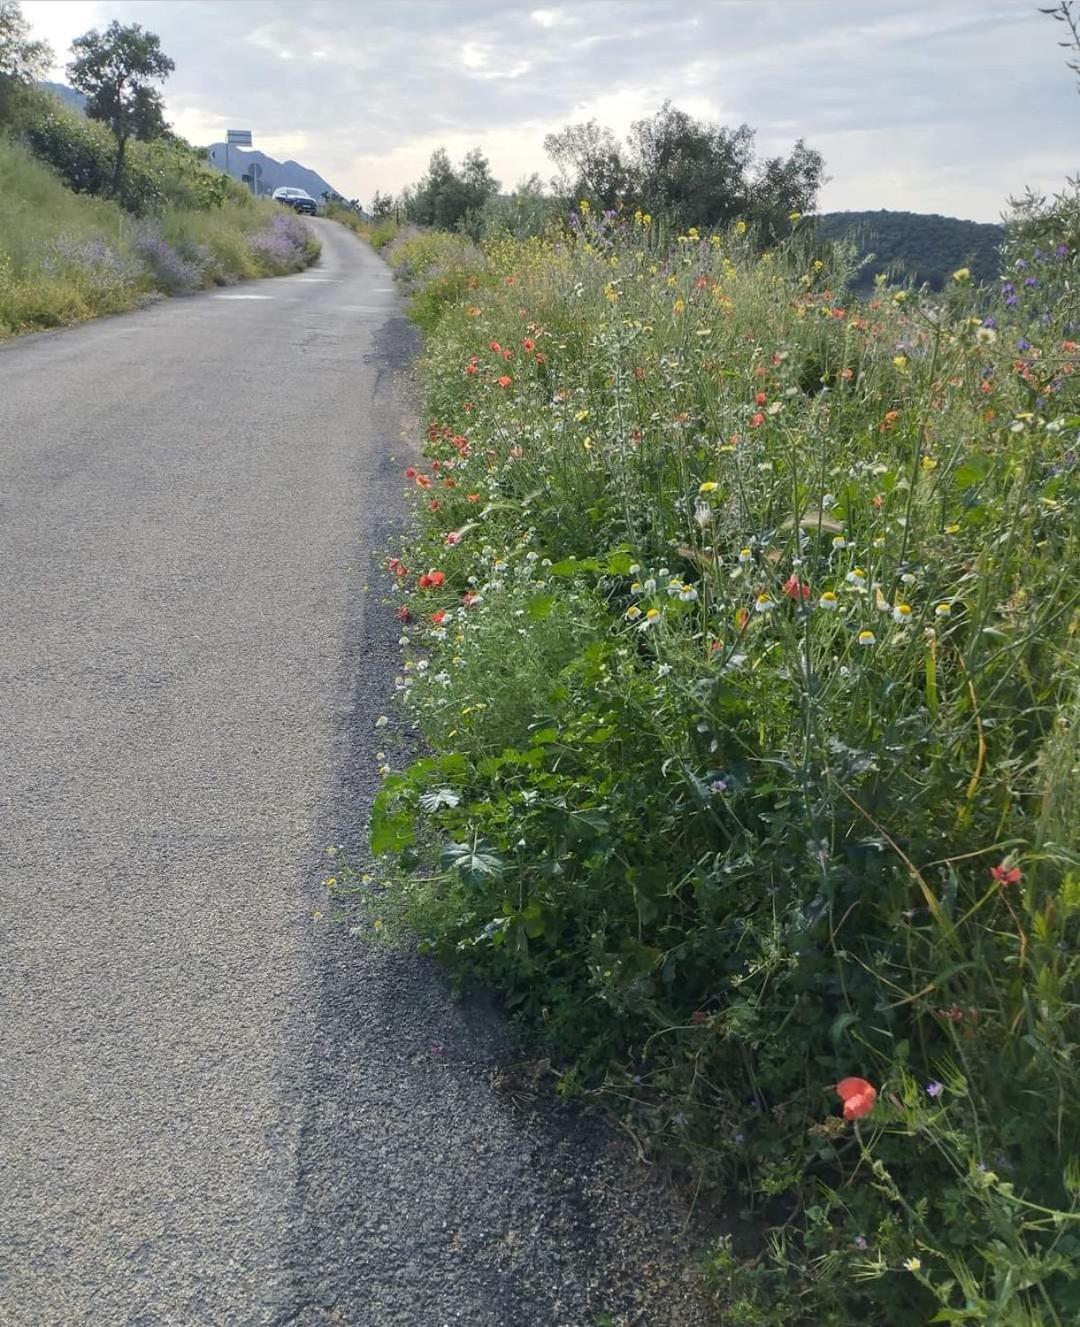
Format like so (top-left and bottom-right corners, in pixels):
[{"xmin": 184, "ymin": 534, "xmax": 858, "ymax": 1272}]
[{"xmin": 0, "ymin": 221, "xmax": 697, "ymax": 1327}]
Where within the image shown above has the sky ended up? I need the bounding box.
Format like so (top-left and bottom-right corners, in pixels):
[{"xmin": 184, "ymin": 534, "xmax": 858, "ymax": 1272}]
[{"xmin": 21, "ymin": 0, "xmax": 1080, "ymax": 222}]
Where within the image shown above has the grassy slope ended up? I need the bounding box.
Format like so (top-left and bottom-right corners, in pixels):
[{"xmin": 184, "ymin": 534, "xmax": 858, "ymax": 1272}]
[{"xmin": 0, "ymin": 135, "xmax": 319, "ymax": 337}]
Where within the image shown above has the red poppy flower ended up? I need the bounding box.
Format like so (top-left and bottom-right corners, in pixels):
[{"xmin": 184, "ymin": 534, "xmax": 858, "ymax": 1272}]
[
  {"xmin": 415, "ymin": 474, "xmax": 431, "ymax": 488},
  {"xmin": 522, "ymin": 338, "xmax": 535, "ymax": 352},
  {"xmin": 404, "ymin": 467, "xmax": 417, "ymax": 480},
  {"xmin": 783, "ymin": 575, "xmax": 810, "ymax": 601},
  {"xmin": 991, "ymin": 863, "xmax": 1022, "ymax": 886},
  {"xmin": 445, "ymin": 531, "xmax": 462, "ymax": 546},
  {"xmin": 397, "ymin": 606, "xmax": 411, "ymax": 622},
  {"xmin": 430, "ymin": 610, "xmax": 446, "ymax": 625},
  {"xmin": 750, "ymin": 412, "xmax": 765, "ymax": 428},
  {"xmin": 428, "ymin": 500, "xmax": 441, "ymax": 512},
  {"xmin": 497, "ymin": 375, "xmax": 512, "ymax": 388},
  {"xmin": 417, "ymin": 570, "xmax": 445, "ymax": 590},
  {"xmin": 755, "ymin": 391, "xmax": 767, "ymax": 406},
  {"xmin": 836, "ymin": 1077, "xmax": 877, "ymax": 1120},
  {"xmin": 466, "ymin": 363, "xmax": 478, "ymax": 375},
  {"xmin": 466, "ymin": 493, "xmax": 481, "ymax": 503},
  {"xmin": 489, "ymin": 341, "xmax": 501, "ymax": 352},
  {"xmin": 502, "ymin": 348, "xmax": 514, "ymax": 361}
]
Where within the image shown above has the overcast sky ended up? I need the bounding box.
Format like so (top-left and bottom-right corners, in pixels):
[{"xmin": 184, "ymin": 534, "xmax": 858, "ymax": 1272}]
[{"xmin": 22, "ymin": 0, "xmax": 1079, "ymax": 221}]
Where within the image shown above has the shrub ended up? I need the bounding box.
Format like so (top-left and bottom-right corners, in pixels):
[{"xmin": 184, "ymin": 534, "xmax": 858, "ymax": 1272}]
[{"xmin": 367, "ymin": 210, "xmax": 1080, "ymax": 1325}]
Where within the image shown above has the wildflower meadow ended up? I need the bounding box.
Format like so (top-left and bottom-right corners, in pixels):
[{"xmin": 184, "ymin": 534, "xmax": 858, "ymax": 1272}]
[{"xmin": 357, "ymin": 196, "xmax": 1080, "ymax": 1324}]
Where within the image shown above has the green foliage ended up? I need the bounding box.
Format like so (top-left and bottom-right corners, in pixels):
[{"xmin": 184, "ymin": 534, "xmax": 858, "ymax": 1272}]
[
  {"xmin": 545, "ymin": 102, "xmax": 824, "ymax": 239},
  {"xmin": 325, "ymin": 200, "xmax": 400, "ymax": 250},
  {"xmin": 0, "ymin": 0, "xmax": 50, "ymax": 121},
  {"xmin": 370, "ymin": 206, "xmax": 1080, "ymax": 1325},
  {"xmin": 816, "ymin": 210, "xmax": 1005, "ymax": 291},
  {"xmin": 403, "ymin": 146, "xmax": 499, "ymax": 236},
  {"xmin": 67, "ymin": 19, "xmax": 173, "ymax": 194}
]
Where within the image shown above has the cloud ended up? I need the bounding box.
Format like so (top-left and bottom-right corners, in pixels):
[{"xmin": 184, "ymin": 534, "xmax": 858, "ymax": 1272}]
[{"xmin": 20, "ymin": 0, "xmax": 1080, "ymax": 220}]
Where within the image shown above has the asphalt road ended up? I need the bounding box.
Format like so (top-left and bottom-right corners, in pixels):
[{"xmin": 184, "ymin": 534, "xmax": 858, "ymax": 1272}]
[{"xmin": 0, "ymin": 222, "xmax": 700, "ymax": 1327}]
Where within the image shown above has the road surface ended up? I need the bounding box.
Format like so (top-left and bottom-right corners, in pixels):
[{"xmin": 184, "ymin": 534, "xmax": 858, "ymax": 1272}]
[{"xmin": 0, "ymin": 221, "xmax": 697, "ymax": 1326}]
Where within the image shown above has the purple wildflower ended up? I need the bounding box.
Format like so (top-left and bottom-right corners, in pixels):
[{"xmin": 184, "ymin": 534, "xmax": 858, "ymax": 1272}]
[
  {"xmin": 926, "ymin": 1081, "xmax": 944, "ymax": 1099},
  {"xmin": 133, "ymin": 224, "xmax": 204, "ymax": 292},
  {"xmin": 854, "ymin": 1236, "xmax": 868, "ymax": 1250},
  {"xmin": 1017, "ymin": 338, "xmax": 1031, "ymax": 351}
]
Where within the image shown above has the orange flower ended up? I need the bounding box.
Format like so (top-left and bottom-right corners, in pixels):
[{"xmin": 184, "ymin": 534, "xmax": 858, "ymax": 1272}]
[
  {"xmin": 430, "ymin": 610, "xmax": 446, "ymax": 625},
  {"xmin": 466, "ymin": 493, "xmax": 482, "ymax": 503},
  {"xmin": 497, "ymin": 375, "xmax": 512, "ymax": 388},
  {"xmin": 836, "ymin": 1077, "xmax": 877, "ymax": 1120}
]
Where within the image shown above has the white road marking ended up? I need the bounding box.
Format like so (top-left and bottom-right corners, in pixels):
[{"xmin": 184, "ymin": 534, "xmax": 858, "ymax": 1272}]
[{"xmin": 214, "ymin": 293, "xmax": 274, "ymax": 300}]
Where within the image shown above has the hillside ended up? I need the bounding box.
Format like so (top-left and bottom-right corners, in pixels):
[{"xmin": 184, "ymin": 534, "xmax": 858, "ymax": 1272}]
[
  {"xmin": 0, "ymin": 91, "xmax": 320, "ymax": 336},
  {"xmin": 817, "ymin": 209, "xmax": 1005, "ymax": 290},
  {"xmin": 38, "ymin": 81, "xmax": 87, "ymax": 113},
  {"xmin": 207, "ymin": 144, "xmax": 343, "ymax": 201},
  {"xmin": 35, "ymin": 84, "xmax": 345, "ymax": 203}
]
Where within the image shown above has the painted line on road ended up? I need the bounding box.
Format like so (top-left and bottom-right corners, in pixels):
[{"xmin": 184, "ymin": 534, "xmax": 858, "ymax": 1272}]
[{"xmin": 214, "ymin": 293, "xmax": 274, "ymax": 300}]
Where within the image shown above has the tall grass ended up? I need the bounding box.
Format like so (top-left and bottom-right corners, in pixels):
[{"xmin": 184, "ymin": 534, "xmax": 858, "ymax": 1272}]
[{"xmin": 360, "ymin": 207, "xmax": 1080, "ymax": 1325}]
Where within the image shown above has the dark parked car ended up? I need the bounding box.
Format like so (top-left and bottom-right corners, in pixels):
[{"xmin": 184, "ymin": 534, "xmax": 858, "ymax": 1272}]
[{"xmin": 271, "ymin": 187, "xmax": 317, "ymax": 216}]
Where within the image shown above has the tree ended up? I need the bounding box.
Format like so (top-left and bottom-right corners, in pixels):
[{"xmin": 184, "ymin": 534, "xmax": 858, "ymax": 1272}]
[
  {"xmin": 545, "ymin": 102, "xmax": 824, "ymax": 240},
  {"xmin": 1040, "ymin": 3, "xmax": 1080, "ymax": 91},
  {"xmin": 370, "ymin": 190, "xmax": 395, "ymax": 220},
  {"xmin": 67, "ymin": 21, "xmax": 174, "ymax": 194},
  {"xmin": 404, "ymin": 146, "xmax": 498, "ymax": 233},
  {"xmin": 627, "ymin": 103, "xmax": 755, "ymax": 228},
  {"xmin": 0, "ymin": 0, "xmax": 52, "ymax": 121},
  {"xmin": 544, "ymin": 119, "xmax": 630, "ymax": 210}
]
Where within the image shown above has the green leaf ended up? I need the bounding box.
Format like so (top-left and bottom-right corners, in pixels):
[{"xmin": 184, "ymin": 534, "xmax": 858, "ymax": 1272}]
[
  {"xmin": 604, "ymin": 549, "xmax": 635, "ymax": 575},
  {"xmin": 548, "ymin": 555, "xmax": 601, "ymax": 576},
  {"xmin": 369, "ymin": 791, "xmax": 415, "ymax": 856},
  {"xmin": 419, "ymin": 787, "xmax": 461, "ymax": 812},
  {"xmin": 526, "ymin": 594, "xmax": 556, "ymax": 619},
  {"xmin": 441, "ymin": 839, "xmax": 505, "ymax": 886}
]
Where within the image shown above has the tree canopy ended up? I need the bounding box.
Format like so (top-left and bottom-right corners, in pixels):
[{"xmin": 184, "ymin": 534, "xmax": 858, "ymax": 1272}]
[
  {"xmin": 68, "ymin": 20, "xmax": 174, "ymax": 191},
  {"xmin": 402, "ymin": 147, "xmax": 499, "ymax": 233},
  {"xmin": 546, "ymin": 102, "xmax": 824, "ymax": 239},
  {"xmin": 0, "ymin": 0, "xmax": 52, "ymax": 120}
]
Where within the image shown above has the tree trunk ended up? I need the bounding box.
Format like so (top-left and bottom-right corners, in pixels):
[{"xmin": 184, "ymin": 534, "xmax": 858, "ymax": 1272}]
[{"xmin": 111, "ymin": 135, "xmax": 127, "ymax": 198}]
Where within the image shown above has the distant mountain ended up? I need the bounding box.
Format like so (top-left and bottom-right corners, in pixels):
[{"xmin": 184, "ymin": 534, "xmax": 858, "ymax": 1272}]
[
  {"xmin": 817, "ymin": 210, "xmax": 1005, "ymax": 291},
  {"xmin": 39, "ymin": 81, "xmax": 87, "ymax": 112},
  {"xmin": 207, "ymin": 145, "xmax": 344, "ymax": 202}
]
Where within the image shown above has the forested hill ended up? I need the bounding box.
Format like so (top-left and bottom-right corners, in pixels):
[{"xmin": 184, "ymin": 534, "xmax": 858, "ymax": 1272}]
[{"xmin": 816, "ymin": 209, "xmax": 1005, "ymax": 290}]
